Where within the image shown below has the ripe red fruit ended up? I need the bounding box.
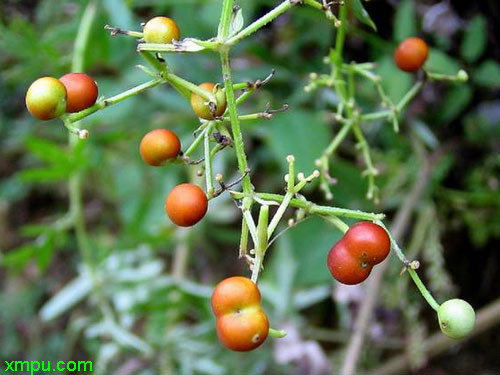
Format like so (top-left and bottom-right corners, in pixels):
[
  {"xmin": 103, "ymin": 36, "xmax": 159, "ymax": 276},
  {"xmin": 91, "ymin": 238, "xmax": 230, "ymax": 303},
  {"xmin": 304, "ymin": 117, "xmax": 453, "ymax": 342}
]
[
  {"xmin": 25, "ymin": 77, "xmax": 67, "ymax": 120},
  {"xmin": 165, "ymin": 184, "xmax": 208, "ymax": 227},
  {"xmin": 140, "ymin": 129, "xmax": 181, "ymax": 166},
  {"xmin": 190, "ymin": 83, "xmax": 227, "ymax": 120},
  {"xmin": 394, "ymin": 37, "xmax": 429, "ymax": 73},
  {"xmin": 59, "ymin": 73, "xmax": 98, "ymax": 113},
  {"xmin": 212, "ymin": 277, "xmax": 269, "ymax": 351},
  {"xmin": 143, "ymin": 16, "xmax": 180, "ymax": 44},
  {"xmin": 327, "ymin": 222, "xmax": 391, "ymax": 285}
]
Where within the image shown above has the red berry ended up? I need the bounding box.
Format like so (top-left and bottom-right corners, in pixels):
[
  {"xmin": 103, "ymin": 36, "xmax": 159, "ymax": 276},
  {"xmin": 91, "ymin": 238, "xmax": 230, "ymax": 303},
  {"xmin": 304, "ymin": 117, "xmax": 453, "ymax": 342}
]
[
  {"xmin": 140, "ymin": 129, "xmax": 181, "ymax": 166},
  {"xmin": 394, "ymin": 37, "xmax": 429, "ymax": 73},
  {"xmin": 327, "ymin": 241, "xmax": 372, "ymax": 285},
  {"xmin": 212, "ymin": 277, "xmax": 269, "ymax": 351},
  {"xmin": 59, "ymin": 73, "xmax": 98, "ymax": 113},
  {"xmin": 327, "ymin": 222, "xmax": 391, "ymax": 285},
  {"xmin": 165, "ymin": 184, "xmax": 208, "ymax": 227}
]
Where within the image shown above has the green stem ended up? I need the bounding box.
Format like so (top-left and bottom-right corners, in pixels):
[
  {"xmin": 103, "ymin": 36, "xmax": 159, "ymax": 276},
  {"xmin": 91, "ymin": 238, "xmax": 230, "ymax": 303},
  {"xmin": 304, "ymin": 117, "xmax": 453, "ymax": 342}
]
[
  {"xmin": 204, "ymin": 122, "xmax": 216, "ymax": 197},
  {"xmin": 408, "ymin": 269, "xmax": 441, "ymax": 311},
  {"xmin": 352, "ymin": 122, "xmax": 378, "ymax": 200},
  {"xmin": 72, "ymin": 0, "xmax": 97, "ymax": 72},
  {"xmin": 325, "ymin": 216, "xmax": 349, "ymax": 233},
  {"xmin": 324, "ymin": 120, "xmax": 353, "ymax": 156},
  {"xmin": 231, "ymin": 192, "xmax": 385, "ymax": 221},
  {"xmin": 67, "ymin": 78, "xmax": 165, "ymax": 123},
  {"xmin": 140, "ymin": 51, "xmax": 214, "ymax": 101},
  {"xmin": 251, "ymin": 205, "xmax": 269, "ymax": 282},
  {"xmin": 361, "ymin": 110, "xmax": 391, "ymax": 121},
  {"xmin": 268, "ymin": 328, "xmax": 287, "ymax": 338},
  {"xmin": 302, "ymin": 0, "xmax": 323, "ymax": 10},
  {"xmin": 183, "ymin": 127, "xmax": 207, "ymax": 157},
  {"xmin": 397, "ymin": 80, "xmax": 424, "ymax": 112},
  {"xmin": 376, "ymin": 219, "xmax": 440, "ymax": 312},
  {"xmin": 69, "ymin": 0, "xmax": 96, "ymax": 266},
  {"xmin": 223, "ymin": 112, "xmax": 274, "ymax": 121},
  {"xmin": 220, "ymin": 51, "xmax": 253, "ymax": 195},
  {"xmin": 239, "ymin": 217, "xmax": 250, "ymax": 258},
  {"xmin": 242, "ymin": 209, "xmax": 259, "ymax": 246},
  {"xmin": 166, "ymin": 72, "xmax": 214, "ymax": 102},
  {"xmin": 69, "ymin": 0, "xmax": 125, "ymax": 333},
  {"xmin": 218, "ymin": 0, "xmax": 235, "ymax": 39},
  {"xmin": 227, "ymin": 0, "xmax": 296, "ymax": 45},
  {"xmin": 267, "ymin": 192, "xmax": 294, "ymax": 239},
  {"xmin": 333, "ymin": 2, "xmax": 347, "ymax": 72}
]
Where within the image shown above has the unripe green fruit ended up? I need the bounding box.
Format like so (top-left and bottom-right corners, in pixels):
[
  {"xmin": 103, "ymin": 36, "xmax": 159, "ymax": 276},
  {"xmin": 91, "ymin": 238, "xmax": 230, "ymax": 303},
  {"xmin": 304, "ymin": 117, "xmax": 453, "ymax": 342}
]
[
  {"xmin": 437, "ymin": 299, "xmax": 475, "ymax": 339},
  {"xmin": 26, "ymin": 77, "xmax": 67, "ymax": 120},
  {"xmin": 143, "ymin": 16, "xmax": 180, "ymax": 44}
]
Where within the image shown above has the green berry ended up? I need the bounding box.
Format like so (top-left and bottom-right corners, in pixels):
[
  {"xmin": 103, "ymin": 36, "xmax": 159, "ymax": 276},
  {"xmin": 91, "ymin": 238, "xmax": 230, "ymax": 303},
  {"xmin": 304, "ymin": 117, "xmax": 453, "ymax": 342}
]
[{"xmin": 437, "ymin": 299, "xmax": 475, "ymax": 339}]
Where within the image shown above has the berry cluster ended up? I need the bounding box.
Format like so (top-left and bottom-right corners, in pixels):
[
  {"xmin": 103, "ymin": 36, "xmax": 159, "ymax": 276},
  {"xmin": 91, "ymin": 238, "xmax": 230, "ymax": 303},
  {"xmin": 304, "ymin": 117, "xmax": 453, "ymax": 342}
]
[{"xmin": 25, "ymin": 2, "xmax": 476, "ymax": 356}]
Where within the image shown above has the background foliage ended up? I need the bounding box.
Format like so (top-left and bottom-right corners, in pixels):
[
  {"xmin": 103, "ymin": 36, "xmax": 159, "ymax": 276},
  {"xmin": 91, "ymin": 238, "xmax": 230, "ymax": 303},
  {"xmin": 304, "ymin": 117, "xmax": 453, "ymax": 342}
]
[{"xmin": 1, "ymin": 0, "xmax": 499, "ymax": 374}]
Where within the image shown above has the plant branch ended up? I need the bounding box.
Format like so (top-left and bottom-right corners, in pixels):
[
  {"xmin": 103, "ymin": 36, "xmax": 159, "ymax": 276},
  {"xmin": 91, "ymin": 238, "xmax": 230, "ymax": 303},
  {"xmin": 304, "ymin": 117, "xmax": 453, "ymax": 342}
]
[
  {"xmin": 227, "ymin": 0, "xmax": 297, "ymax": 45},
  {"xmin": 340, "ymin": 151, "xmax": 433, "ymax": 375},
  {"xmin": 371, "ymin": 298, "xmax": 500, "ymax": 375},
  {"xmin": 230, "ymin": 191, "xmax": 385, "ymax": 221},
  {"xmin": 66, "ymin": 78, "xmax": 165, "ymax": 123}
]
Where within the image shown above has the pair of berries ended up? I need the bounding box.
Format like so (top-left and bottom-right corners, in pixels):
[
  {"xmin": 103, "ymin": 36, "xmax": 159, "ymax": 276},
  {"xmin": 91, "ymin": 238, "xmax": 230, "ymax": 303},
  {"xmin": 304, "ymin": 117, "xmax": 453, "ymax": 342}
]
[
  {"xmin": 26, "ymin": 73, "xmax": 98, "ymax": 120},
  {"xmin": 138, "ymin": 81, "xmax": 226, "ymax": 228},
  {"xmin": 139, "ymin": 128, "xmax": 208, "ymax": 227},
  {"xmin": 327, "ymin": 222, "xmax": 475, "ymax": 340}
]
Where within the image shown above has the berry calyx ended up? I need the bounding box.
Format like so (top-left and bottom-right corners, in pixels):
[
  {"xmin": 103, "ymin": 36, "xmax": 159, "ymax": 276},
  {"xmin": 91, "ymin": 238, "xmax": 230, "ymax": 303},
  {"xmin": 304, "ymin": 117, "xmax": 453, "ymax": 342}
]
[
  {"xmin": 143, "ymin": 16, "xmax": 180, "ymax": 44},
  {"xmin": 212, "ymin": 276, "xmax": 269, "ymax": 351},
  {"xmin": 437, "ymin": 299, "xmax": 475, "ymax": 339},
  {"xmin": 394, "ymin": 37, "xmax": 429, "ymax": 73},
  {"xmin": 327, "ymin": 222, "xmax": 391, "ymax": 285},
  {"xmin": 59, "ymin": 73, "xmax": 98, "ymax": 113},
  {"xmin": 165, "ymin": 183, "xmax": 208, "ymax": 227},
  {"xmin": 190, "ymin": 83, "xmax": 227, "ymax": 120},
  {"xmin": 25, "ymin": 77, "xmax": 67, "ymax": 120},
  {"xmin": 140, "ymin": 129, "xmax": 181, "ymax": 166}
]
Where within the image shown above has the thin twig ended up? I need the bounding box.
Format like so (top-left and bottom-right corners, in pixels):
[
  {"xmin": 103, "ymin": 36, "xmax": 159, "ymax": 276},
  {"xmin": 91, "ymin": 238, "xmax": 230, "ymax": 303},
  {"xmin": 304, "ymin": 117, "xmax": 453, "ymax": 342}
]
[
  {"xmin": 371, "ymin": 298, "xmax": 500, "ymax": 375},
  {"xmin": 341, "ymin": 150, "xmax": 435, "ymax": 375}
]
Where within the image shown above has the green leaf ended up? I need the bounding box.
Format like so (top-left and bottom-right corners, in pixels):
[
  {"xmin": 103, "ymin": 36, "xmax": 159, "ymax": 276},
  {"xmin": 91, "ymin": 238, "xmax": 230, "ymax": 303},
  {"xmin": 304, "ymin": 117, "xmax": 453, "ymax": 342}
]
[
  {"xmin": 36, "ymin": 234, "xmax": 56, "ymax": 272},
  {"xmin": 18, "ymin": 167, "xmax": 72, "ymax": 182},
  {"xmin": 411, "ymin": 120, "xmax": 439, "ymax": 149},
  {"xmin": 25, "ymin": 137, "xmax": 71, "ymax": 165},
  {"xmin": 265, "ymin": 110, "xmax": 330, "ymax": 175},
  {"xmin": 40, "ymin": 274, "xmax": 92, "ymax": 321},
  {"xmin": 393, "ymin": 0, "xmax": 416, "ymax": 41},
  {"xmin": 1, "ymin": 244, "xmax": 37, "ymax": 272},
  {"xmin": 376, "ymin": 55, "xmax": 412, "ymax": 103},
  {"xmin": 473, "ymin": 60, "xmax": 500, "ymax": 88},
  {"xmin": 425, "ymin": 49, "xmax": 461, "ymax": 75},
  {"xmin": 352, "ymin": 0, "xmax": 377, "ymax": 32},
  {"xmin": 229, "ymin": 6, "xmax": 244, "ymax": 37},
  {"xmin": 460, "ymin": 15, "xmax": 487, "ymax": 63},
  {"xmin": 283, "ymin": 217, "xmax": 339, "ymax": 286},
  {"xmin": 438, "ymin": 85, "xmax": 473, "ymax": 124}
]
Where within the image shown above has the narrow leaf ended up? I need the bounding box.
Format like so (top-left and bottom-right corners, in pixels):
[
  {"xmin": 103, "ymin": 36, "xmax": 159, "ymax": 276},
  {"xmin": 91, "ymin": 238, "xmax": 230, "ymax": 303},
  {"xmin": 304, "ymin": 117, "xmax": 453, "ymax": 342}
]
[
  {"xmin": 460, "ymin": 15, "xmax": 487, "ymax": 63},
  {"xmin": 352, "ymin": 0, "xmax": 377, "ymax": 32},
  {"xmin": 40, "ymin": 274, "xmax": 92, "ymax": 321}
]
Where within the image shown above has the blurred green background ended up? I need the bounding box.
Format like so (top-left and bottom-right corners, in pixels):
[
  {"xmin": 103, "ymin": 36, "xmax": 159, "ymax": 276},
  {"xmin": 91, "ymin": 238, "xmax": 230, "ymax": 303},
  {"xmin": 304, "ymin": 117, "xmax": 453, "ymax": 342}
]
[{"xmin": 1, "ymin": 0, "xmax": 499, "ymax": 374}]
